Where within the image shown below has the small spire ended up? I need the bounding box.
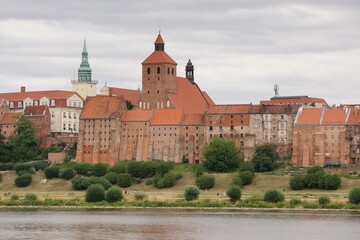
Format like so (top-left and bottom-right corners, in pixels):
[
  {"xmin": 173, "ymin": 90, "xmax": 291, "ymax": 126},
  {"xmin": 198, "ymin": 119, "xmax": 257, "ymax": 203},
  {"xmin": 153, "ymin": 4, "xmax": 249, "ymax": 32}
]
[
  {"xmin": 154, "ymin": 33, "xmax": 165, "ymax": 51},
  {"xmin": 83, "ymin": 39, "xmax": 87, "ymax": 53}
]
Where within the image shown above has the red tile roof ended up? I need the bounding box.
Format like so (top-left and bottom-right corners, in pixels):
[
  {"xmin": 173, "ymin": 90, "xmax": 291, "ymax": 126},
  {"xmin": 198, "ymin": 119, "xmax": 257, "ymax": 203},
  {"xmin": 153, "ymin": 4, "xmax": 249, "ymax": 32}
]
[
  {"xmin": 0, "ymin": 113, "xmax": 19, "ymax": 124},
  {"xmin": 202, "ymin": 91, "xmax": 215, "ymax": 105},
  {"xmin": 347, "ymin": 109, "xmax": 360, "ymax": 125},
  {"xmin": 207, "ymin": 104, "xmax": 252, "ymax": 114},
  {"xmin": 322, "ymin": 109, "xmax": 348, "ymax": 124},
  {"xmin": 142, "ymin": 51, "xmax": 177, "ymax": 65},
  {"xmin": 23, "ymin": 105, "xmax": 48, "ymax": 116},
  {"xmin": 154, "ymin": 34, "xmax": 165, "ymax": 44},
  {"xmin": 167, "ymin": 77, "xmax": 210, "ymax": 114},
  {"xmin": 296, "ymin": 108, "xmax": 323, "ymax": 125},
  {"xmin": 151, "ymin": 109, "xmax": 183, "ymax": 125},
  {"xmin": 0, "ymin": 90, "xmax": 84, "ymax": 102},
  {"xmin": 260, "ymin": 97, "xmax": 328, "ymax": 107},
  {"xmin": 81, "ymin": 96, "xmax": 124, "ymax": 119},
  {"xmin": 108, "ymin": 87, "xmax": 140, "ymax": 104},
  {"xmin": 122, "ymin": 110, "xmax": 152, "ymax": 122},
  {"xmin": 182, "ymin": 114, "xmax": 204, "ymax": 125}
]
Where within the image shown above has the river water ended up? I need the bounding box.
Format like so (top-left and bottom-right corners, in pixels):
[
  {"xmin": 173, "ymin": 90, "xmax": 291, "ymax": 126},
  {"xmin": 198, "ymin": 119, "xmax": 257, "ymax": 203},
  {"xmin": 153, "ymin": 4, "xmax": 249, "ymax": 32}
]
[{"xmin": 0, "ymin": 209, "xmax": 359, "ymax": 240}]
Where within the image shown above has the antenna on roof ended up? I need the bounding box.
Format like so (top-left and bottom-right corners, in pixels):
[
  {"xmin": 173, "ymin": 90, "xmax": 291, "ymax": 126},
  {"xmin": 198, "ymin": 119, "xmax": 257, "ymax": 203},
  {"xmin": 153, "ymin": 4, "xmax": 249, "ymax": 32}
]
[
  {"xmin": 274, "ymin": 84, "xmax": 279, "ymax": 97},
  {"xmin": 158, "ymin": 25, "xmax": 161, "ymax": 34}
]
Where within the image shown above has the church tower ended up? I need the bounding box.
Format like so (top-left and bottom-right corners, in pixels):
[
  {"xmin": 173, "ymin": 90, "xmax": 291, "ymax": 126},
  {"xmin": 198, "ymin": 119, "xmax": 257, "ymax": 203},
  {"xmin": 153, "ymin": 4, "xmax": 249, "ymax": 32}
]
[
  {"xmin": 72, "ymin": 40, "xmax": 98, "ymax": 99},
  {"xmin": 185, "ymin": 59, "xmax": 195, "ymax": 84},
  {"xmin": 140, "ymin": 34, "xmax": 177, "ymax": 110}
]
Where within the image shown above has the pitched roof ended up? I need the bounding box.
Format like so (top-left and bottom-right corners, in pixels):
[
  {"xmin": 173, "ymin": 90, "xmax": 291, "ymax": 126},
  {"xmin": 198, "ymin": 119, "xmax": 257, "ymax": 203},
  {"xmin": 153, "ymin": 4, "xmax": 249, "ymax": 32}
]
[
  {"xmin": 154, "ymin": 34, "xmax": 165, "ymax": 44},
  {"xmin": 202, "ymin": 91, "xmax": 215, "ymax": 105},
  {"xmin": 260, "ymin": 104, "xmax": 300, "ymax": 114},
  {"xmin": 0, "ymin": 90, "xmax": 83, "ymax": 102},
  {"xmin": 0, "ymin": 113, "xmax": 18, "ymax": 124},
  {"xmin": 23, "ymin": 105, "xmax": 48, "ymax": 116},
  {"xmin": 142, "ymin": 51, "xmax": 177, "ymax": 65},
  {"xmin": 108, "ymin": 87, "xmax": 140, "ymax": 104},
  {"xmin": 260, "ymin": 97, "xmax": 328, "ymax": 107},
  {"xmin": 322, "ymin": 109, "xmax": 348, "ymax": 124},
  {"xmin": 81, "ymin": 95, "xmax": 124, "ymax": 119},
  {"xmin": 182, "ymin": 114, "xmax": 204, "ymax": 125},
  {"xmin": 296, "ymin": 108, "xmax": 323, "ymax": 125},
  {"xmin": 122, "ymin": 110, "xmax": 152, "ymax": 122},
  {"xmin": 207, "ymin": 104, "xmax": 252, "ymax": 114},
  {"xmin": 347, "ymin": 109, "xmax": 360, "ymax": 125},
  {"xmin": 167, "ymin": 77, "xmax": 210, "ymax": 114},
  {"xmin": 151, "ymin": 109, "xmax": 183, "ymax": 125}
]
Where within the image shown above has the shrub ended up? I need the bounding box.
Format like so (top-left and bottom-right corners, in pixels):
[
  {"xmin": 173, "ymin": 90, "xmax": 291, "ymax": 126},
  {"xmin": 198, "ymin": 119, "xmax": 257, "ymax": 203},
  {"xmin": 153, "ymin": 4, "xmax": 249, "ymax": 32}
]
[
  {"xmin": 73, "ymin": 162, "xmax": 93, "ymax": 176},
  {"xmin": 145, "ymin": 179, "xmax": 153, "ymax": 185},
  {"xmin": 60, "ymin": 168, "xmax": 75, "ymax": 180},
  {"xmin": 203, "ymin": 138, "xmax": 240, "ymax": 172},
  {"xmin": 182, "ymin": 155, "xmax": 189, "ymax": 163},
  {"xmin": 127, "ymin": 161, "xmax": 145, "ymax": 178},
  {"xmin": 319, "ymin": 196, "xmax": 330, "ymax": 205},
  {"xmin": 155, "ymin": 161, "xmax": 173, "ymax": 177},
  {"xmin": 134, "ymin": 192, "xmax": 147, "ymax": 201},
  {"xmin": 239, "ymin": 162, "xmax": 255, "ymax": 173},
  {"xmin": 15, "ymin": 173, "xmax": 32, "ymax": 187},
  {"xmin": 162, "ymin": 173, "xmax": 176, "ymax": 188},
  {"xmin": 71, "ymin": 177, "xmax": 111, "ymax": 190},
  {"xmin": 306, "ymin": 171, "xmax": 325, "ymax": 189},
  {"xmin": 263, "ymin": 189, "xmax": 284, "ymax": 203},
  {"xmin": 85, "ymin": 184, "xmax": 105, "ymax": 202},
  {"xmin": 25, "ymin": 193, "xmax": 37, "ymax": 201},
  {"xmin": 239, "ymin": 171, "xmax": 254, "ymax": 186},
  {"xmin": 226, "ymin": 185, "xmax": 242, "ymax": 203},
  {"xmin": 93, "ymin": 163, "xmax": 109, "ymax": 177},
  {"xmin": 105, "ymin": 172, "xmax": 118, "ymax": 184},
  {"xmin": 0, "ymin": 173, "xmax": 2, "ymax": 182},
  {"xmin": 307, "ymin": 166, "xmax": 325, "ymax": 174},
  {"xmin": 289, "ymin": 175, "xmax": 307, "ymax": 190},
  {"xmin": 196, "ymin": 175, "xmax": 215, "ymax": 190},
  {"xmin": 133, "ymin": 177, "xmax": 142, "ymax": 184},
  {"xmin": 232, "ymin": 176, "xmax": 243, "ymax": 187},
  {"xmin": 14, "ymin": 163, "xmax": 34, "ymax": 174},
  {"xmin": 349, "ymin": 187, "xmax": 360, "ymax": 204},
  {"xmin": 117, "ymin": 173, "xmax": 132, "ymax": 188},
  {"xmin": 289, "ymin": 199, "xmax": 302, "ymax": 205},
  {"xmin": 154, "ymin": 177, "xmax": 165, "ymax": 189},
  {"xmin": 175, "ymin": 173, "xmax": 183, "ymax": 180},
  {"xmin": 33, "ymin": 160, "xmax": 48, "ymax": 171},
  {"xmin": 107, "ymin": 163, "xmax": 126, "ymax": 174},
  {"xmin": 17, "ymin": 170, "xmax": 29, "ymax": 176},
  {"xmin": 44, "ymin": 166, "xmax": 60, "ymax": 179},
  {"xmin": 105, "ymin": 186, "xmax": 123, "ymax": 202},
  {"xmin": 0, "ymin": 162, "xmax": 15, "ymax": 171},
  {"xmin": 184, "ymin": 185, "xmax": 200, "ymax": 201},
  {"xmin": 194, "ymin": 165, "xmax": 205, "ymax": 176},
  {"xmin": 11, "ymin": 194, "xmax": 19, "ymax": 200},
  {"xmin": 320, "ymin": 174, "xmax": 341, "ymax": 190},
  {"xmin": 252, "ymin": 145, "xmax": 277, "ymax": 172}
]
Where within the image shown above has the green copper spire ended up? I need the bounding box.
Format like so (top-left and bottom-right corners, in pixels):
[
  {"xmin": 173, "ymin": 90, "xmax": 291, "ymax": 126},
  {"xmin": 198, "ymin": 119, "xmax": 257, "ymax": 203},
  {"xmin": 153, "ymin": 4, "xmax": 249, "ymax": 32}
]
[{"xmin": 78, "ymin": 39, "xmax": 92, "ymax": 82}]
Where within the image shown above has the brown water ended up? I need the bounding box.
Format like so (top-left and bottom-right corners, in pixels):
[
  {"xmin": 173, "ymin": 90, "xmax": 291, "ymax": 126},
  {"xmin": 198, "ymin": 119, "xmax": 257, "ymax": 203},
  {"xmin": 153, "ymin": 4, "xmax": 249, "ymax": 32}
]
[{"xmin": 0, "ymin": 209, "xmax": 359, "ymax": 240}]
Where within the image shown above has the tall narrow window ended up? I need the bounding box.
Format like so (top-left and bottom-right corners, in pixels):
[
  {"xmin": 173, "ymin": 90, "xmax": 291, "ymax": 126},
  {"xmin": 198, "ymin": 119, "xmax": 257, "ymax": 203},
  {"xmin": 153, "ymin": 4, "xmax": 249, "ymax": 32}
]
[
  {"xmin": 157, "ymin": 67, "xmax": 160, "ymax": 74},
  {"xmin": 147, "ymin": 67, "xmax": 151, "ymax": 74}
]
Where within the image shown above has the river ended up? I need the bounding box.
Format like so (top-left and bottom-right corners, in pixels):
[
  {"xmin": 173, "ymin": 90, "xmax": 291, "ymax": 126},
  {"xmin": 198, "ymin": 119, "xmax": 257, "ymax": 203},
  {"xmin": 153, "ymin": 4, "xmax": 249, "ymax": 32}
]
[{"xmin": 0, "ymin": 209, "xmax": 359, "ymax": 240}]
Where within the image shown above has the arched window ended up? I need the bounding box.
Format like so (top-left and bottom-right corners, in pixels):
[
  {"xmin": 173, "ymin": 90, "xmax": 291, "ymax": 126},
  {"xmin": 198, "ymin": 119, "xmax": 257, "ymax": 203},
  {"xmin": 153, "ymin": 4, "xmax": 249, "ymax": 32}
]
[
  {"xmin": 167, "ymin": 67, "xmax": 170, "ymax": 74},
  {"xmin": 166, "ymin": 100, "xmax": 170, "ymax": 108},
  {"xmin": 171, "ymin": 68, "xmax": 174, "ymax": 75},
  {"xmin": 139, "ymin": 101, "xmax": 142, "ymax": 108},
  {"xmin": 147, "ymin": 67, "xmax": 151, "ymax": 74},
  {"xmin": 157, "ymin": 67, "xmax": 160, "ymax": 74}
]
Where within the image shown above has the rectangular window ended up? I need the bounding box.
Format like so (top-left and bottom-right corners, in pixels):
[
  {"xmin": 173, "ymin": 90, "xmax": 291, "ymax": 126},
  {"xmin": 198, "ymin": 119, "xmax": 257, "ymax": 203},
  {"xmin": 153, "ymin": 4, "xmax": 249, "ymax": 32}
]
[
  {"xmin": 219, "ymin": 126, "xmax": 223, "ymax": 131},
  {"xmin": 230, "ymin": 125, "xmax": 234, "ymax": 130},
  {"xmin": 63, "ymin": 112, "xmax": 67, "ymax": 118},
  {"xmin": 209, "ymin": 126, "xmax": 213, "ymax": 131},
  {"xmin": 51, "ymin": 112, "xmax": 55, "ymax": 118},
  {"xmin": 210, "ymin": 134, "xmax": 213, "ymax": 139}
]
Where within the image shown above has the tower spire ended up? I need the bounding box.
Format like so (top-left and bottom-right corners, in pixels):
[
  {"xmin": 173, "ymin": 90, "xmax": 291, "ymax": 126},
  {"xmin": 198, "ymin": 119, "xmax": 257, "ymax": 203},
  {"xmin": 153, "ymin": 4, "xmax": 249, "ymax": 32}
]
[
  {"xmin": 186, "ymin": 59, "xmax": 195, "ymax": 84},
  {"xmin": 78, "ymin": 39, "xmax": 92, "ymax": 82},
  {"xmin": 154, "ymin": 34, "xmax": 165, "ymax": 51}
]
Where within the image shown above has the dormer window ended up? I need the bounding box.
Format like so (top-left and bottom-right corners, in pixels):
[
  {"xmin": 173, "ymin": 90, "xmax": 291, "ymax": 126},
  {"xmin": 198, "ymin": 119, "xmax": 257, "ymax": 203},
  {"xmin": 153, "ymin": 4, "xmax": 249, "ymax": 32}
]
[
  {"xmin": 9, "ymin": 102, "xmax": 14, "ymax": 109},
  {"xmin": 50, "ymin": 100, "xmax": 55, "ymax": 107},
  {"xmin": 34, "ymin": 100, "xmax": 38, "ymax": 106},
  {"xmin": 18, "ymin": 101, "xmax": 22, "ymax": 108}
]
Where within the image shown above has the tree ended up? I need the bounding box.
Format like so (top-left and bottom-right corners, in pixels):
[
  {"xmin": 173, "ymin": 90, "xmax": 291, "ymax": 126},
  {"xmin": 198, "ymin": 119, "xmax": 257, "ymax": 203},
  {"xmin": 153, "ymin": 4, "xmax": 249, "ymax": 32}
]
[
  {"xmin": 0, "ymin": 128, "xmax": 7, "ymax": 162},
  {"xmin": 195, "ymin": 175, "xmax": 215, "ymax": 190},
  {"xmin": 44, "ymin": 166, "xmax": 60, "ymax": 179},
  {"xmin": 93, "ymin": 163, "xmax": 109, "ymax": 177},
  {"xmin": 125, "ymin": 100, "xmax": 134, "ymax": 110},
  {"xmin": 60, "ymin": 168, "xmax": 75, "ymax": 180},
  {"xmin": 203, "ymin": 137, "xmax": 240, "ymax": 172},
  {"xmin": 349, "ymin": 187, "xmax": 360, "ymax": 204},
  {"xmin": 85, "ymin": 184, "xmax": 105, "ymax": 202},
  {"xmin": 105, "ymin": 172, "xmax": 118, "ymax": 184},
  {"xmin": 6, "ymin": 114, "xmax": 40, "ymax": 162},
  {"xmin": 252, "ymin": 145, "xmax": 277, "ymax": 172},
  {"xmin": 15, "ymin": 173, "xmax": 32, "ymax": 187},
  {"xmin": 117, "ymin": 173, "xmax": 132, "ymax": 188},
  {"xmin": 239, "ymin": 171, "xmax": 254, "ymax": 186},
  {"xmin": 289, "ymin": 175, "xmax": 307, "ymax": 190},
  {"xmin": 184, "ymin": 185, "xmax": 200, "ymax": 201},
  {"xmin": 226, "ymin": 185, "xmax": 242, "ymax": 203},
  {"xmin": 263, "ymin": 189, "xmax": 284, "ymax": 203},
  {"xmin": 105, "ymin": 186, "xmax": 123, "ymax": 202},
  {"xmin": 239, "ymin": 162, "xmax": 255, "ymax": 173}
]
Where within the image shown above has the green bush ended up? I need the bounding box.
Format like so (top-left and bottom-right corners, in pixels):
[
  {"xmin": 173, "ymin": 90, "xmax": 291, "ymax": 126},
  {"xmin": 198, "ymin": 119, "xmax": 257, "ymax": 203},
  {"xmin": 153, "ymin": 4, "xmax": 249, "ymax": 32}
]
[
  {"xmin": 44, "ymin": 166, "xmax": 60, "ymax": 179},
  {"xmin": 349, "ymin": 187, "xmax": 360, "ymax": 204},
  {"xmin": 107, "ymin": 163, "xmax": 127, "ymax": 174},
  {"xmin": 0, "ymin": 173, "xmax": 2, "ymax": 182},
  {"xmin": 73, "ymin": 162, "xmax": 93, "ymax": 176},
  {"xmin": 17, "ymin": 170, "xmax": 29, "ymax": 176},
  {"xmin": 134, "ymin": 192, "xmax": 147, "ymax": 201},
  {"xmin": 319, "ymin": 174, "xmax": 341, "ymax": 190},
  {"xmin": 145, "ymin": 179, "xmax": 153, "ymax": 185},
  {"xmin": 319, "ymin": 196, "xmax": 330, "ymax": 205},
  {"xmin": 33, "ymin": 161, "xmax": 48, "ymax": 171},
  {"xmin": 155, "ymin": 161, "xmax": 173, "ymax": 177},
  {"xmin": 85, "ymin": 184, "xmax": 105, "ymax": 202},
  {"xmin": 239, "ymin": 162, "xmax": 255, "ymax": 173},
  {"xmin": 175, "ymin": 173, "xmax": 183, "ymax": 179},
  {"xmin": 117, "ymin": 173, "xmax": 132, "ymax": 188},
  {"xmin": 127, "ymin": 161, "xmax": 157, "ymax": 178},
  {"xmin": 182, "ymin": 155, "xmax": 189, "ymax": 163},
  {"xmin": 93, "ymin": 163, "xmax": 109, "ymax": 177},
  {"xmin": 263, "ymin": 189, "xmax": 284, "ymax": 203},
  {"xmin": 154, "ymin": 177, "xmax": 165, "ymax": 189},
  {"xmin": 289, "ymin": 199, "xmax": 302, "ymax": 205},
  {"xmin": 162, "ymin": 173, "xmax": 176, "ymax": 188},
  {"xmin": 71, "ymin": 177, "xmax": 111, "ymax": 190},
  {"xmin": 251, "ymin": 145, "xmax": 277, "ymax": 172},
  {"xmin": 184, "ymin": 185, "xmax": 200, "ymax": 201},
  {"xmin": 226, "ymin": 185, "xmax": 242, "ymax": 203},
  {"xmin": 196, "ymin": 175, "xmax": 215, "ymax": 190},
  {"xmin": 25, "ymin": 193, "xmax": 37, "ymax": 201},
  {"xmin": 239, "ymin": 171, "xmax": 254, "ymax": 186},
  {"xmin": 105, "ymin": 186, "xmax": 123, "ymax": 202},
  {"xmin": 289, "ymin": 175, "xmax": 307, "ymax": 190},
  {"xmin": 14, "ymin": 163, "xmax": 34, "ymax": 174},
  {"xmin": 0, "ymin": 162, "xmax": 15, "ymax": 171},
  {"xmin": 105, "ymin": 172, "xmax": 118, "ymax": 184},
  {"xmin": 306, "ymin": 171, "xmax": 325, "ymax": 189},
  {"xmin": 232, "ymin": 176, "xmax": 243, "ymax": 187},
  {"xmin": 307, "ymin": 166, "xmax": 325, "ymax": 174},
  {"xmin": 194, "ymin": 165, "xmax": 205, "ymax": 176},
  {"xmin": 15, "ymin": 173, "xmax": 32, "ymax": 187},
  {"xmin": 10, "ymin": 194, "xmax": 19, "ymax": 200},
  {"xmin": 60, "ymin": 168, "xmax": 75, "ymax": 180}
]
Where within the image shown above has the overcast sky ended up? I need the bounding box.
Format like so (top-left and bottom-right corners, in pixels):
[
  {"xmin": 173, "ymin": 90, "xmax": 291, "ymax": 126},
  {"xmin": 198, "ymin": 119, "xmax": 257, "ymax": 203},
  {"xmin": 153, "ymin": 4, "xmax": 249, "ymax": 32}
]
[{"xmin": 1, "ymin": 0, "xmax": 360, "ymax": 105}]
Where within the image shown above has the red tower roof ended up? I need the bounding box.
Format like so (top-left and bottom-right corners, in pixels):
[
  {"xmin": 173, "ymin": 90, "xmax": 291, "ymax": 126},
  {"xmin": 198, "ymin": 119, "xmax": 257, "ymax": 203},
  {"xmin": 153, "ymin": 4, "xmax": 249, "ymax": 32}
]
[{"xmin": 154, "ymin": 34, "xmax": 165, "ymax": 44}]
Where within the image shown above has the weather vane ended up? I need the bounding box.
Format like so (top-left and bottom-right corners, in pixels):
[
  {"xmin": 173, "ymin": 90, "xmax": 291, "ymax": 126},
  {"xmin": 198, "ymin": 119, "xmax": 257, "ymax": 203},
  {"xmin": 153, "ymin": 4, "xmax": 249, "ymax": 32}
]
[{"xmin": 274, "ymin": 84, "xmax": 279, "ymax": 97}]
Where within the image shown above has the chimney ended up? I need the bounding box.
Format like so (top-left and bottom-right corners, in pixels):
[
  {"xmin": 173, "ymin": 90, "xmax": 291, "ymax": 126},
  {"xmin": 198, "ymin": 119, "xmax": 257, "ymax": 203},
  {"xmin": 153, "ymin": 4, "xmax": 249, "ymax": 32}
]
[{"xmin": 21, "ymin": 86, "xmax": 26, "ymax": 92}]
